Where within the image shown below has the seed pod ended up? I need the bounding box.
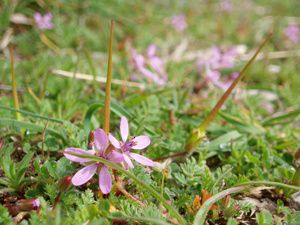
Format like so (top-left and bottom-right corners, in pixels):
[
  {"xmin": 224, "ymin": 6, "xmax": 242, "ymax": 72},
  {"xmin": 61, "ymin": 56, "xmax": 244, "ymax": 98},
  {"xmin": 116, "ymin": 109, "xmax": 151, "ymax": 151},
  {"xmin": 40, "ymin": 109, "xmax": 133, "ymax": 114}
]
[
  {"xmin": 58, "ymin": 176, "xmax": 72, "ymax": 192},
  {"xmin": 16, "ymin": 198, "xmax": 40, "ymax": 211}
]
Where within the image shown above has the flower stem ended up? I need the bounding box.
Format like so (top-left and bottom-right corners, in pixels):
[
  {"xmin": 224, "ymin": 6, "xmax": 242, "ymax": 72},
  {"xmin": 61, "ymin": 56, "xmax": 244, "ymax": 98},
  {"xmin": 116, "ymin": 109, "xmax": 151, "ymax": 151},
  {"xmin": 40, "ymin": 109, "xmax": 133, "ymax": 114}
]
[
  {"xmin": 236, "ymin": 180, "xmax": 300, "ymax": 191},
  {"xmin": 104, "ymin": 20, "xmax": 114, "ymax": 134}
]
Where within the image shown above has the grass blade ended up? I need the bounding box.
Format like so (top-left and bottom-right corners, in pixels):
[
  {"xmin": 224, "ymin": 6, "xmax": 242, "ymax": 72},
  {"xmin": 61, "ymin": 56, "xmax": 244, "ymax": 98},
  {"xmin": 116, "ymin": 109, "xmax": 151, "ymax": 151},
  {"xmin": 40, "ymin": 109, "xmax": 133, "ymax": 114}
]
[
  {"xmin": 0, "ymin": 105, "xmax": 64, "ymax": 124},
  {"xmin": 0, "ymin": 118, "xmax": 66, "ymax": 142},
  {"xmin": 110, "ymin": 215, "xmax": 172, "ymax": 225}
]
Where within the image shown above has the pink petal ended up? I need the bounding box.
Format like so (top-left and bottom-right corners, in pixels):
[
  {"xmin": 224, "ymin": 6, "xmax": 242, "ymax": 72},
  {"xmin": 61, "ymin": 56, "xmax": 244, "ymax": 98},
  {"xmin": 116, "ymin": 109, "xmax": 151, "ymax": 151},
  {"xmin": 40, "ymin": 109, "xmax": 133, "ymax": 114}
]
[
  {"xmin": 33, "ymin": 13, "xmax": 42, "ymax": 21},
  {"xmin": 44, "ymin": 13, "xmax": 53, "ymax": 20},
  {"xmin": 123, "ymin": 154, "xmax": 134, "ymax": 169},
  {"xmin": 107, "ymin": 150, "xmax": 124, "ymax": 163},
  {"xmin": 99, "ymin": 166, "xmax": 112, "ymax": 194},
  {"xmin": 108, "ymin": 134, "xmax": 121, "ymax": 149},
  {"xmin": 94, "ymin": 128, "xmax": 108, "ymax": 152},
  {"xmin": 71, "ymin": 164, "xmax": 97, "ymax": 186},
  {"xmin": 147, "ymin": 44, "xmax": 157, "ymax": 57},
  {"xmin": 132, "ymin": 136, "xmax": 151, "ymax": 149},
  {"xmin": 129, "ymin": 153, "xmax": 154, "ymax": 167},
  {"xmin": 120, "ymin": 116, "xmax": 129, "ymax": 142},
  {"xmin": 64, "ymin": 148, "xmax": 94, "ymax": 164},
  {"xmin": 134, "ymin": 54, "xmax": 145, "ymax": 69}
]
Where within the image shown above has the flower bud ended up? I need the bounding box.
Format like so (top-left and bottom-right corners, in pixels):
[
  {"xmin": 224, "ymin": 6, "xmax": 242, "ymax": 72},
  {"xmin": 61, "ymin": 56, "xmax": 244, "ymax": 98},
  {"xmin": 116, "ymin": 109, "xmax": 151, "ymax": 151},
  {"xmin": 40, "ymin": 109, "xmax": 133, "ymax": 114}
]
[
  {"xmin": 58, "ymin": 176, "xmax": 72, "ymax": 192},
  {"xmin": 16, "ymin": 198, "xmax": 40, "ymax": 211},
  {"xmin": 88, "ymin": 131, "xmax": 94, "ymax": 149},
  {"xmin": 0, "ymin": 139, "xmax": 4, "ymax": 150}
]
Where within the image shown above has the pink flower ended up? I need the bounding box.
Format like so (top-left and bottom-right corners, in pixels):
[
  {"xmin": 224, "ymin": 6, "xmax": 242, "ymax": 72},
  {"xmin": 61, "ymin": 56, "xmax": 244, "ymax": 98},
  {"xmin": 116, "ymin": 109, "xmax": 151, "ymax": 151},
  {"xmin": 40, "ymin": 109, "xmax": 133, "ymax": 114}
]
[
  {"xmin": 219, "ymin": 0, "xmax": 233, "ymax": 12},
  {"xmin": 33, "ymin": 12, "xmax": 53, "ymax": 30},
  {"xmin": 206, "ymin": 70, "xmax": 238, "ymax": 90},
  {"xmin": 197, "ymin": 46, "xmax": 242, "ymax": 90},
  {"xmin": 171, "ymin": 14, "xmax": 187, "ymax": 32},
  {"xmin": 284, "ymin": 22, "xmax": 300, "ymax": 43},
  {"xmin": 109, "ymin": 116, "xmax": 154, "ymax": 169},
  {"xmin": 130, "ymin": 45, "xmax": 167, "ymax": 86},
  {"xmin": 64, "ymin": 128, "xmax": 123, "ymax": 194}
]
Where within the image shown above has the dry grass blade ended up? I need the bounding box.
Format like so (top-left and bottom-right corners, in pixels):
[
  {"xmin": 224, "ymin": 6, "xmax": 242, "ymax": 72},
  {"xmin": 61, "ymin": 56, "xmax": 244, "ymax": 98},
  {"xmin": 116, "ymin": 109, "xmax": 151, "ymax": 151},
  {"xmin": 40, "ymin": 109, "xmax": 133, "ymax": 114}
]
[{"xmin": 51, "ymin": 69, "xmax": 145, "ymax": 89}]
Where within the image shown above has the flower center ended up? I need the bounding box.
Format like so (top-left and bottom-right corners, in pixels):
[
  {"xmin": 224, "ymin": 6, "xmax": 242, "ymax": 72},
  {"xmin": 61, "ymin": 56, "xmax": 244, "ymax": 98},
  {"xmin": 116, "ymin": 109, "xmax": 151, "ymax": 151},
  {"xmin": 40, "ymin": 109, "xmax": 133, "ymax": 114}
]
[{"xmin": 122, "ymin": 141, "xmax": 135, "ymax": 152}]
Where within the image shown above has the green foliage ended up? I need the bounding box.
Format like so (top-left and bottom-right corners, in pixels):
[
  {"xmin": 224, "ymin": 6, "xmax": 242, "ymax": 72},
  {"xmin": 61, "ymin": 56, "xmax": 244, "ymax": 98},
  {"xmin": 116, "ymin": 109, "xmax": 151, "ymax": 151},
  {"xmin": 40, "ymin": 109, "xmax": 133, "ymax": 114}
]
[
  {"xmin": 256, "ymin": 210, "xmax": 273, "ymax": 225},
  {"xmin": 0, "ymin": 205, "xmax": 13, "ymax": 225},
  {"xmin": 1, "ymin": 0, "xmax": 300, "ymax": 224},
  {"xmin": 0, "ymin": 144, "xmax": 34, "ymax": 191}
]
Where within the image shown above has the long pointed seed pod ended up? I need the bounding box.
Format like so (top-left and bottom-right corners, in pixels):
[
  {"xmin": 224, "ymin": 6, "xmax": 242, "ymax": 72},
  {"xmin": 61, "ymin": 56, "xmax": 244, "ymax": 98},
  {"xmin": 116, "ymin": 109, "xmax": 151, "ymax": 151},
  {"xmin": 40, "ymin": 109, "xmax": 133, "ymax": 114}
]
[
  {"xmin": 185, "ymin": 32, "xmax": 272, "ymax": 153},
  {"xmin": 103, "ymin": 20, "xmax": 114, "ymax": 134},
  {"xmin": 10, "ymin": 46, "xmax": 21, "ymax": 120},
  {"xmin": 155, "ymin": 32, "xmax": 272, "ymax": 162}
]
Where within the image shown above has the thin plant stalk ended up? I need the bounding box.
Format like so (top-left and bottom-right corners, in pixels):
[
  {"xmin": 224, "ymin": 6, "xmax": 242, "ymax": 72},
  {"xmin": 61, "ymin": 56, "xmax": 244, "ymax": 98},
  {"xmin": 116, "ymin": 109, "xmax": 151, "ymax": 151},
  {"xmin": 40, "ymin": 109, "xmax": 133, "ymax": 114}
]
[
  {"xmin": 10, "ymin": 46, "xmax": 21, "ymax": 120},
  {"xmin": 161, "ymin": 174, "xmax": 165, "ymax": 196},
  {"xmin": 104, "ymin": 20, "xmax": 114, "ymax": 134}
]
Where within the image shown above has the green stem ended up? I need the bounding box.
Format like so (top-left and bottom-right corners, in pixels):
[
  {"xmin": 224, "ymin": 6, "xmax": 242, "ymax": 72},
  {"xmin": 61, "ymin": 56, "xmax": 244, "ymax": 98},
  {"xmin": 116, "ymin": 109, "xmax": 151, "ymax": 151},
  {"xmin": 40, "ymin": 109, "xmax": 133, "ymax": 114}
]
[
  {"xmin": 66, "ymin": 152, "xmax": 186, "ymax": 225},
  {"xmin": 236, "ymin": 181, "xmax": 300, "ymax": 191},
  {"xmin": 161, "ymin": 174, "xmax": 165, "ymax": 196}
]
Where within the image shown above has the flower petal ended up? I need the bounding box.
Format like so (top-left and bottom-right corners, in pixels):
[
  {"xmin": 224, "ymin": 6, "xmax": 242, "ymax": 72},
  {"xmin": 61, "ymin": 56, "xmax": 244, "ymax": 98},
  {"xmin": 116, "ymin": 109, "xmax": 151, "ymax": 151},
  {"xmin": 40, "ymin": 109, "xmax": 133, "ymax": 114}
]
[
  {"xmin": 71, "ymin": 164, "xmax": 97, "ymax": 186},
  {"xmin": 107, "ymin": 150, "xmax": 124, "ymax": 163},
  {"xmin": 64, "ymin": 148, "xmax": 94, "ymax": 164},
  {"xmin": 108, "ymin": 134, "xmax": 121, "ymax": 149},
  {"xmin": 129, "ymin": 153, "xmax": 154, "ymax": 167},
  {"xmin": 94, "ymin": 128, "xmax": 108, "ymax": 152},
  {"xmin": 99, "ymin": 166, "xmax": 112, "ymax": 194},
  {"xmin": 120, "ymin": 116, "xmax": 129, "ymax": 142},
  {"xmin": 132, "ymin": 136, "xmax": 151, "ymax": 149},
  {"xmin": 123, "ymin": 154, "xmax": 134, "ymax": 169}
]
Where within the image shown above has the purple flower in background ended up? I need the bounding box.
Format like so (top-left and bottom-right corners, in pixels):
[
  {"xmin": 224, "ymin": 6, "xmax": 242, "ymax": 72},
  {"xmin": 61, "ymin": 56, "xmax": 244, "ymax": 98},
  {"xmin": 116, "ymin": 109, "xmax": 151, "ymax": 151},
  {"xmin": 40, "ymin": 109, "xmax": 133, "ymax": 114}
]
[
  {"xmin": 206, "ymin": 70, "xmax": 238, "ymax": 90},
  {"xmin": 197, "ymin": 46, "xmax": 243, "ymax": 90},
  {"xmin": 219, "ymin": 0, "xmax": 233, "ymax": 12},
  {"xmin": 109, "ymin": 116, "xmax": 154, "ymax": 169},
  {"xmin": 33, "ymin": 12, "xmax": 53, "ymax": 30},
  {"xmin": 284, "ymin": 22, "xmax": 300, "ymax": 43},
  {"xmin": 130, "ymin": 45, "xmax": 167, "ymax": 86},
  {"xmin": 171, "ymin": 14, "xmax": 187, "ymax": 32},
  {"xmin": 64, "ymin": 128, "xmax": 123, "ymax": 194}
]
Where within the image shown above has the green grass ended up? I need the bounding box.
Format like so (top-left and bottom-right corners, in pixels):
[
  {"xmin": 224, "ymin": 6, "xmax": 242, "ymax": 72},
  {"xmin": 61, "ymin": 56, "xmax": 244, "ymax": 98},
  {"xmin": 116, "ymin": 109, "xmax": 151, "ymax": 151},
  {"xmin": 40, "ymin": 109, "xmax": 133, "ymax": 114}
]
[{"xmin": 0, "ymin": 0, "xmax": 300, "ymax": 224}]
